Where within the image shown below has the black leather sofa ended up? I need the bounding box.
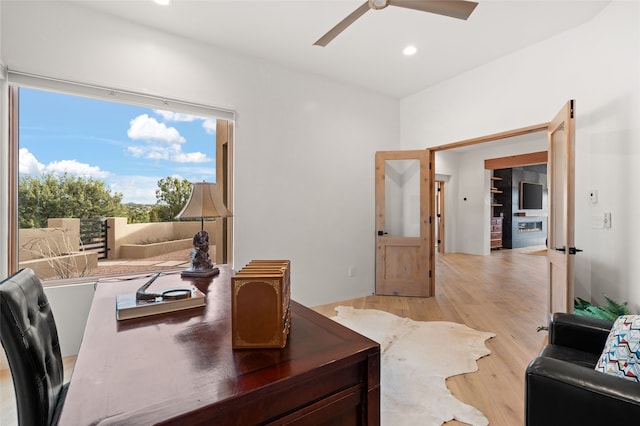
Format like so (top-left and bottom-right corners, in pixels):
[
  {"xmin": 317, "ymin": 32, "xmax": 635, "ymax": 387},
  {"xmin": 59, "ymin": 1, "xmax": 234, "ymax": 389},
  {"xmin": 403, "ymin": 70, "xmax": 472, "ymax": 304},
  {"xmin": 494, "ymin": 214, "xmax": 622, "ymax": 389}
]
[{"xmin": 525, "ymin": 312, "xmax": 640, "ymax": 425}]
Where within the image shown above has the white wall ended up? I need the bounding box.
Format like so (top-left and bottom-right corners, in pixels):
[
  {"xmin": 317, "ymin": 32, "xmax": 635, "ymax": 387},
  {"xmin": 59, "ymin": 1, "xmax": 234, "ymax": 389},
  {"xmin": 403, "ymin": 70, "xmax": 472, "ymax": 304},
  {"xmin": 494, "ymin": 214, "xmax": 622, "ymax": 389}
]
[
  {"xmin": 401, "ymin": 1, "xmax": 640, "ymax": 311},
  {"xmin": 1, "ymin": 2, "xmax": 400, "ymax": 311}
]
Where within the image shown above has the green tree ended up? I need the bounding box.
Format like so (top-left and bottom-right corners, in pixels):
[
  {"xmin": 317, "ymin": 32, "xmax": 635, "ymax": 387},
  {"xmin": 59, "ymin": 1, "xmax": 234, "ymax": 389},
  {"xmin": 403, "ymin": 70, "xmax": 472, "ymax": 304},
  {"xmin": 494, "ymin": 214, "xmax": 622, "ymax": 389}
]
[
  {"xmin": 152, "ymin": 177, "xmax": 193, "ymax": 222},
  {"xmin": 121, "ymin": 204, "xmax": 151, "ymax": 224},
  {"xmin": 19, "ymin": 173, "xmax": 124, "ymax": 228}
]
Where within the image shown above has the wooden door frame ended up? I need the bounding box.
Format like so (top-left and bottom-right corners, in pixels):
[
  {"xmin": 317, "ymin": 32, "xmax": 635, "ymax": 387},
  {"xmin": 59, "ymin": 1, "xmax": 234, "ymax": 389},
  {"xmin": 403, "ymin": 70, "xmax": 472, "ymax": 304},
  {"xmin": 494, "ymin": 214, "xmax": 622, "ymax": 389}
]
[
  {"xmin": 484, "ymin": 151, "xmax": 548, "ymax": 170},
  {"xmin": 427, "ymin": 122, "xmax": 550, "ymax": 294},
  {"xmin": 216, "ymin": 119, "xmax": 234, "ymax": 266},
  {"xmin": 435, "ymin": 179, "xmax": 445, "ymax": 254},
  {"xmin": 430, "ymin": 123, "xmax": 549, "ymax": 152}
]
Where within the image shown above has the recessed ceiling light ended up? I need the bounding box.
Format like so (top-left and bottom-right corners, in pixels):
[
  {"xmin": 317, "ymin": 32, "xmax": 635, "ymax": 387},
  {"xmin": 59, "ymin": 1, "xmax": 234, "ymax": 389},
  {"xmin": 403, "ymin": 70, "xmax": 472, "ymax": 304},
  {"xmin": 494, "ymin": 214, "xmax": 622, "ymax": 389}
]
[
  {"xmin": 153, "ymin": 0, "xmax": 171, "ymax": 6},
  {"xmin": 403, "ymin": 46, "xmax": 417, "ymax": 56}
]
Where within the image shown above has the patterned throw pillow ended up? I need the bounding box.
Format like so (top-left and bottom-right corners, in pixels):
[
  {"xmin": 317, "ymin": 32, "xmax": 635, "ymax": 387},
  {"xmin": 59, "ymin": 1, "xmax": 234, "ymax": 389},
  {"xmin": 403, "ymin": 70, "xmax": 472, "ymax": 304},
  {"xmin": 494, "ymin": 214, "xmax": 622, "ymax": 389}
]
[{"xmin": 595, "ymin": 315, "xmax": 640, "ymax": 382}]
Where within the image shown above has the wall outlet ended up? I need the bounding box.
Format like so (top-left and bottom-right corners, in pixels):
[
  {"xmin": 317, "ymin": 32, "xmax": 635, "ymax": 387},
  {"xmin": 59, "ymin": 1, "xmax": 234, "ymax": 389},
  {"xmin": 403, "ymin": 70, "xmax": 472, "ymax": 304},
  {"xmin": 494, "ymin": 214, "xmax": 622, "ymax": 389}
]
[
  {"xmin": 604, "ymin": 212, "xmax": 611, "ymax": 228},
  {"xmin": 589, "ymin": 190, "xmax": 598, "ymax": 204}
]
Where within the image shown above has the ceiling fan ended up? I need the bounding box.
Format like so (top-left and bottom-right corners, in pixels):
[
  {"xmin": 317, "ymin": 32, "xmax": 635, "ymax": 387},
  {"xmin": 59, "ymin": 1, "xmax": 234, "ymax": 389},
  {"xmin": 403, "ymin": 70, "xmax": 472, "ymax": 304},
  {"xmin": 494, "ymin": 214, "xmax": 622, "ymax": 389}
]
[{"xmin": 314, "ymin": 0, "xmax": 479, "ymax": 47}]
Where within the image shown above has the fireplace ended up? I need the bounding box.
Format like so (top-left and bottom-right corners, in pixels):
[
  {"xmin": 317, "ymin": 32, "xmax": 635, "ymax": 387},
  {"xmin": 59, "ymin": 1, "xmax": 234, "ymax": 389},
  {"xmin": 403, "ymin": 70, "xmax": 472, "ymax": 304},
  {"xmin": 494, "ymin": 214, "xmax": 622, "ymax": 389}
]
[
  {"xmin": 518, "ymin": 221, "xmax": 543, "ymax": 233},
  {"xmin": 508, "ymin": 217, "xmax": 547, "ymax": 248}
]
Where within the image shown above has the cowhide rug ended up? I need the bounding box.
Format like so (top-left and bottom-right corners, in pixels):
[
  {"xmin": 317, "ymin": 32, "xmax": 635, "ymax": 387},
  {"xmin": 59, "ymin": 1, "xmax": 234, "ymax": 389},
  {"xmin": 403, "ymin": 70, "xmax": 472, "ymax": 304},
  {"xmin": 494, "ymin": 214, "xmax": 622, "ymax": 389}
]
[{"xmin": 331, "ymin": 307, "xmax": 496, "ymax": 426}]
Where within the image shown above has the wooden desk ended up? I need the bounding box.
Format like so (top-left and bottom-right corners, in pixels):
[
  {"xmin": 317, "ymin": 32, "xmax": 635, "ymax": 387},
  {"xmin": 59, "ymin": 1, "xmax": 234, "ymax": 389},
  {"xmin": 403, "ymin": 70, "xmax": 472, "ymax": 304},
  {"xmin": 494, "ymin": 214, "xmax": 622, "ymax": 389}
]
[{"xmin": 59, "ymin": 266, "xmax": 380, "ymax": 425}]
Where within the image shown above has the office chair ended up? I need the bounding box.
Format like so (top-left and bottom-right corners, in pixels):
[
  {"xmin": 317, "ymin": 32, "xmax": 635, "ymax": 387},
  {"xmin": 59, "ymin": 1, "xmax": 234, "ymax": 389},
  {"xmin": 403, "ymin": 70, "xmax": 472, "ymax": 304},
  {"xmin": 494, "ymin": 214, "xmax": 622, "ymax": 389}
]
[{"xmin": 0, "ymin": 268, "xmax": 68, "ymax": 426}]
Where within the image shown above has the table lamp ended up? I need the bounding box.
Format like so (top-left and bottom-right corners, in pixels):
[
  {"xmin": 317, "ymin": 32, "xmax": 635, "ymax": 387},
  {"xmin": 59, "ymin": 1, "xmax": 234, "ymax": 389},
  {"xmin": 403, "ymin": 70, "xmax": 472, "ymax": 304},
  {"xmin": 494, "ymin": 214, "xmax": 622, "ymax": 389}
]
[{"xmin": 175, "ymin": 181, "xmax": 231, "ymax": 277}]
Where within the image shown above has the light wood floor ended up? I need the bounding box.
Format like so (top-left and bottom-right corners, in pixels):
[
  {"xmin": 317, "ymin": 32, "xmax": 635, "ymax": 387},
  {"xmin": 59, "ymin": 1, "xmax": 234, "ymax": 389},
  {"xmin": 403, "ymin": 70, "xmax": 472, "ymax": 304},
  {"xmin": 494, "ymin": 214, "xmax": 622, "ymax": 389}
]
[
  {"xmin": 314, "ymin": 247, "xmax": 549, "ymax": 425},
  {"xmin": 1, "ymin": 247, "xmax": 547, "ymax": 426}
]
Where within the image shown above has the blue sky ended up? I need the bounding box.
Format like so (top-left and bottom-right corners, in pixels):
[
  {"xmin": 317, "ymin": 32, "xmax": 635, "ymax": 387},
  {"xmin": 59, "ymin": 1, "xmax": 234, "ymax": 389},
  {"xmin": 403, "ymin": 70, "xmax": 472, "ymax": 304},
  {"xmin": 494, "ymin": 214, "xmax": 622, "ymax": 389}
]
[{"xmin": 19, "ymin": 88, "xmax": 217, "ymax": 204}]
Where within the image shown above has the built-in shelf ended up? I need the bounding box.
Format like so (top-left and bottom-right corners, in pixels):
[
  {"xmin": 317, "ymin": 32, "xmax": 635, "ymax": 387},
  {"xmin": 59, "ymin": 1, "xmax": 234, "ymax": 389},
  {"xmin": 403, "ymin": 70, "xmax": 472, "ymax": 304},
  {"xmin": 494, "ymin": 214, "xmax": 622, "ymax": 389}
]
[
  {"xmin": 491, "ymin": 217, "xmax": 503, "ymax": 249},
  {"xmin": 490, "ymin": 174, "xmax": 506, "ymax": 249}
]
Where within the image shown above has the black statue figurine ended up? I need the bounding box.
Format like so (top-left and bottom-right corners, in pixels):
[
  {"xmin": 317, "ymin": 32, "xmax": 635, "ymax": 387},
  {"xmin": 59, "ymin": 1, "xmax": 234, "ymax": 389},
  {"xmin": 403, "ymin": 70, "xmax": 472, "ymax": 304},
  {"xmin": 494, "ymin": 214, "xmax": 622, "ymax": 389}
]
[{"xmin": 181, "ymin": 230, "xmax": 218, "ymax": 277}]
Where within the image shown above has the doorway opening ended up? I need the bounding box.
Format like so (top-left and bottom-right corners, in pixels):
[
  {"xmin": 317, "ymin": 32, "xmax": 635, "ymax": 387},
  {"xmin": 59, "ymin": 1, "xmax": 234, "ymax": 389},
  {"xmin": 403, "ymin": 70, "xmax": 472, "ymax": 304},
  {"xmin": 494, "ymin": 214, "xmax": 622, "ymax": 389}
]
[{"xmin": 428, "ymin": 123, "xmax": 549, "ymax": 294}]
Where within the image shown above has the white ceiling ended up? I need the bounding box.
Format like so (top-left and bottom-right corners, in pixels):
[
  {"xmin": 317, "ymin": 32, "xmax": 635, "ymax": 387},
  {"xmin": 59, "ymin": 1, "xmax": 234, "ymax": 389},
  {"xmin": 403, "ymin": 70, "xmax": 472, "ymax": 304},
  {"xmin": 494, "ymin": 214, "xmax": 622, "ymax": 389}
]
[{"xmin": 75, "ymin": 0, "xmax": 610, "ymax": 99}]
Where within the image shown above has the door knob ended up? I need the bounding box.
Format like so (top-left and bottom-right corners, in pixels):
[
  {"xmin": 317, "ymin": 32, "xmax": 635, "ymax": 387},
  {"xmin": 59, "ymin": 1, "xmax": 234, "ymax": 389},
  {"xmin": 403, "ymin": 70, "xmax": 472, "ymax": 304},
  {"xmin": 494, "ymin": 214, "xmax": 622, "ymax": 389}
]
[{"xmin": 554, "ymin": 246, "xmax": 583, "ymax": 254}]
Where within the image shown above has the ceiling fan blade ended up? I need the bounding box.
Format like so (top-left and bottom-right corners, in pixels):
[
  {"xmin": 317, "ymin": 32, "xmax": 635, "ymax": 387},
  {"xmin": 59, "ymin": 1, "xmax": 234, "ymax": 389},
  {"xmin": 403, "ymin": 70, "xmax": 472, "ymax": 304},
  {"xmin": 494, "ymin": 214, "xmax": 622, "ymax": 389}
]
[
  {"xmin": 314, "ymin": 2, "xmax": 370, "ymax": 47},
  {"xmin": 389, "ymin": 0, "xmax": 478, "ymax": 20}
]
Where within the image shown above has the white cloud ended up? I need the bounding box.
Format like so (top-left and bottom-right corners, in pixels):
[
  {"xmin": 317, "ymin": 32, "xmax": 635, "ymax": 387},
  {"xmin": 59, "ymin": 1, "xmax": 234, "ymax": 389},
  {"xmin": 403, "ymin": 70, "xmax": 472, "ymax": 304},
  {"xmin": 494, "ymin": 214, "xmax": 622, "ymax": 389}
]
[
  {"xmin": 172, "ymin": 152, "xmax": 210, "ymax": 163},
  {"xmin": 127, "ymin": 146, "xmax": 146, "ymax": 158},
  {"xmin": 127, "ymin": 114, "xmax": 211, "ymax": 163},
  {"xmin": 19, "ymin": 148, "xmax": 45, "ymax": 174},
  {"xmin": 154, "ymin": 109, "xmax": 216, "ymax": 135},
  {"xmin": 154, "ymin": 109, "xmax": 201, "ymax": 122},
  {"xmin": 202, "ymin": 119, "xmax": 216, "ymax": 134},
  {"xmin": 127, "ymin": 141, "xmax": 211, "ymax": 163},
  {"xmin": 147, "ymin": 150, "xmax": 170, "ymax": 161},
  {"xmin": 19, "ymin": 148, "xmax": 110, "ymax": 179},
  {"xmin": 127, "ymin": 114, "xmax": 185, "ymax": 144},
  {"xmin": 45, "ymin": 160, "xmax": 111, "ymax": 179}
]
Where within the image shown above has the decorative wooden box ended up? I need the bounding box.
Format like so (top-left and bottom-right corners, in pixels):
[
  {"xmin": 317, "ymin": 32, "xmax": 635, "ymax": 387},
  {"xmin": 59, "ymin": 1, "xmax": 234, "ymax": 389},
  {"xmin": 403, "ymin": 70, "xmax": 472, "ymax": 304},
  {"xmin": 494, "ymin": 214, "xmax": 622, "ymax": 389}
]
[{"xmin": 231, "ymin": 260, "xmax": 291, "ymax": 349}]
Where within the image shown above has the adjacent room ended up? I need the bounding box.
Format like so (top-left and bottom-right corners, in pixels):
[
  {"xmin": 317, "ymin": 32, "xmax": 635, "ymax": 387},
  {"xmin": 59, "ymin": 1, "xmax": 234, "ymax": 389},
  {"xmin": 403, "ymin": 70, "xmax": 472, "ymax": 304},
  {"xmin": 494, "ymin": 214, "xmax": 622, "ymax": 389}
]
[{"xmin": 1, "ymin": 1, "xmax": 639, "ymax": 425}]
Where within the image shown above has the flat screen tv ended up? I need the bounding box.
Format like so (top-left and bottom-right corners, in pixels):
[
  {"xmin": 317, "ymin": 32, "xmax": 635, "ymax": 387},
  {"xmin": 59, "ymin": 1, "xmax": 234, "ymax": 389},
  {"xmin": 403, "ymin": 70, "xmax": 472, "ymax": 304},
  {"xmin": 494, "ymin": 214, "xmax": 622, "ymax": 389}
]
[{"xmin": 519, "ymin": 182, "xmax": 543, "ymax": 210}]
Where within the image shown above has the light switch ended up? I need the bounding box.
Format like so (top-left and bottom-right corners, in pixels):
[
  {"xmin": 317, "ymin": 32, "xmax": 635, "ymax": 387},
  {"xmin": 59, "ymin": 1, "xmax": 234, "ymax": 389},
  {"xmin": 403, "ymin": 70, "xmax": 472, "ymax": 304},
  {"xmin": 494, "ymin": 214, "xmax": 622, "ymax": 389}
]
[{"xmin": 593, "ymin": 213, "xmax": 612, "ymax": 229}]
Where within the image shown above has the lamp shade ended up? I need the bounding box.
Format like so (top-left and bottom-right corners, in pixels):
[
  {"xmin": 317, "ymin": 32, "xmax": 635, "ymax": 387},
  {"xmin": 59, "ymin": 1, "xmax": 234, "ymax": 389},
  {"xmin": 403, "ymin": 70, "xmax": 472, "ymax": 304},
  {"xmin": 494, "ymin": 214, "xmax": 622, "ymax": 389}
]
[{"xmin": 175, "ymin": 182, "xmax": 232, "ymax": 220}]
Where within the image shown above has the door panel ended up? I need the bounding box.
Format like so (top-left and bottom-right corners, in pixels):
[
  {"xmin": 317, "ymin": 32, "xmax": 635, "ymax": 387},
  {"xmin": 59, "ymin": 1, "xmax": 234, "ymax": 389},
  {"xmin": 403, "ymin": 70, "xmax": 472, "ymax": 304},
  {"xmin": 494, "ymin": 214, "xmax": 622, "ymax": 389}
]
[
  {"xmin": 375, "ymin": 151, "xmax": 432, "ymax": 297},
  {"xmin": 547, "ymin": 100, "xmax": 576, "ymax": 314}
]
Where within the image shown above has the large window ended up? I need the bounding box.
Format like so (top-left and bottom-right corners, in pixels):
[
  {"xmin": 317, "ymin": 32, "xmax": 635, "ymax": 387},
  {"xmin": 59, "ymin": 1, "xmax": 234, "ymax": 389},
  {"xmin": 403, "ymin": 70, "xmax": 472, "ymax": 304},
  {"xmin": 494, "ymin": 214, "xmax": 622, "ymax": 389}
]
[{"xmin": 10, "ymin": 82, "xmax": 233, "ymax": 282}]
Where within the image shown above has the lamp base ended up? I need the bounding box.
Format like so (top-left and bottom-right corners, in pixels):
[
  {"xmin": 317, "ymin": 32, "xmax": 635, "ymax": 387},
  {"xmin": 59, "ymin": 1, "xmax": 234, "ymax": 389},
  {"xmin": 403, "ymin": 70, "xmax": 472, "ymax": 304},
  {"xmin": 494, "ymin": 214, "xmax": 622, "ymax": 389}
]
[{"xmin": 181, "ymin": 267, "xmax": 219, "ymax": 278}]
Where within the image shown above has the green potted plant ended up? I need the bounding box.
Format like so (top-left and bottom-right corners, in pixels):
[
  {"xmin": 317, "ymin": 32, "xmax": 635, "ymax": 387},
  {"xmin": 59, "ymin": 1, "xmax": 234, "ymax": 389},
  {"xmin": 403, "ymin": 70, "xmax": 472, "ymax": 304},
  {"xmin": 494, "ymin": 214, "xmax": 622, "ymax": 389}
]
[{"xmin": 537, "ymin": 295, "xmax": 630, "ymax": 331}]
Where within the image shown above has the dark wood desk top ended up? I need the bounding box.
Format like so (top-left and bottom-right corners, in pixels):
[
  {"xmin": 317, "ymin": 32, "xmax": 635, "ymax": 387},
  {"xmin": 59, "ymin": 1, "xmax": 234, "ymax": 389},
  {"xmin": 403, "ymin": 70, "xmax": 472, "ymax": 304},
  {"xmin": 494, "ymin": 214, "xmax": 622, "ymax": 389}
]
[{"xmin": 59, "ymin": 266, "xmax": 380, "ymax": 425}]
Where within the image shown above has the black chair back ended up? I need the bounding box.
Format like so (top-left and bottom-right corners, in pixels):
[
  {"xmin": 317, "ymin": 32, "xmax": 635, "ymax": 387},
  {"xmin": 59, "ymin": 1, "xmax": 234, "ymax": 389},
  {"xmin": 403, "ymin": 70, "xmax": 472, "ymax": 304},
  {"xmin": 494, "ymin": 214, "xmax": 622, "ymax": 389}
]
[{"xmin": 0, "ymin": 268, "xmax": 67, "ymax": 426}]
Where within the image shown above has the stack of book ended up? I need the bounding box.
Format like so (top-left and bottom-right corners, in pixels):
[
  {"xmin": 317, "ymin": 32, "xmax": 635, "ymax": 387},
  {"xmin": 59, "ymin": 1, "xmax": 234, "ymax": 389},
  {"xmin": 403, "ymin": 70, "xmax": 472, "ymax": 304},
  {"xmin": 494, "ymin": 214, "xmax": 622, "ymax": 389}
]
[
  {"xmin": 116, "ymin": 281, "xmax": 206, "ymax": 321},
  {"xmin": 231, "ymin": 260, "xmax": 291, "ymax": 349}
]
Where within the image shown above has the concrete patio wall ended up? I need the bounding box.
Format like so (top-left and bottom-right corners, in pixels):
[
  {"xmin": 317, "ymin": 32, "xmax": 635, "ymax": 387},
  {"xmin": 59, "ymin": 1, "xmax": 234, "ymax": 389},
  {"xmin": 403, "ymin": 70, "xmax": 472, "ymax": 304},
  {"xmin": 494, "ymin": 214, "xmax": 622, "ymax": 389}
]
[
  {"xmin": 18, "ymin": 218, "xmax": 96, "ymax": 279},
  {"xmin": 119, "ymin": 238, "xmax": 192, "ymax": 259},
  {"xmin": 106, "ymin": 217, "xmax": 217, "ymax": 259},
  {"xmin": 17, "ymin": 218, "xmax": 217, "ymax": 276}
]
